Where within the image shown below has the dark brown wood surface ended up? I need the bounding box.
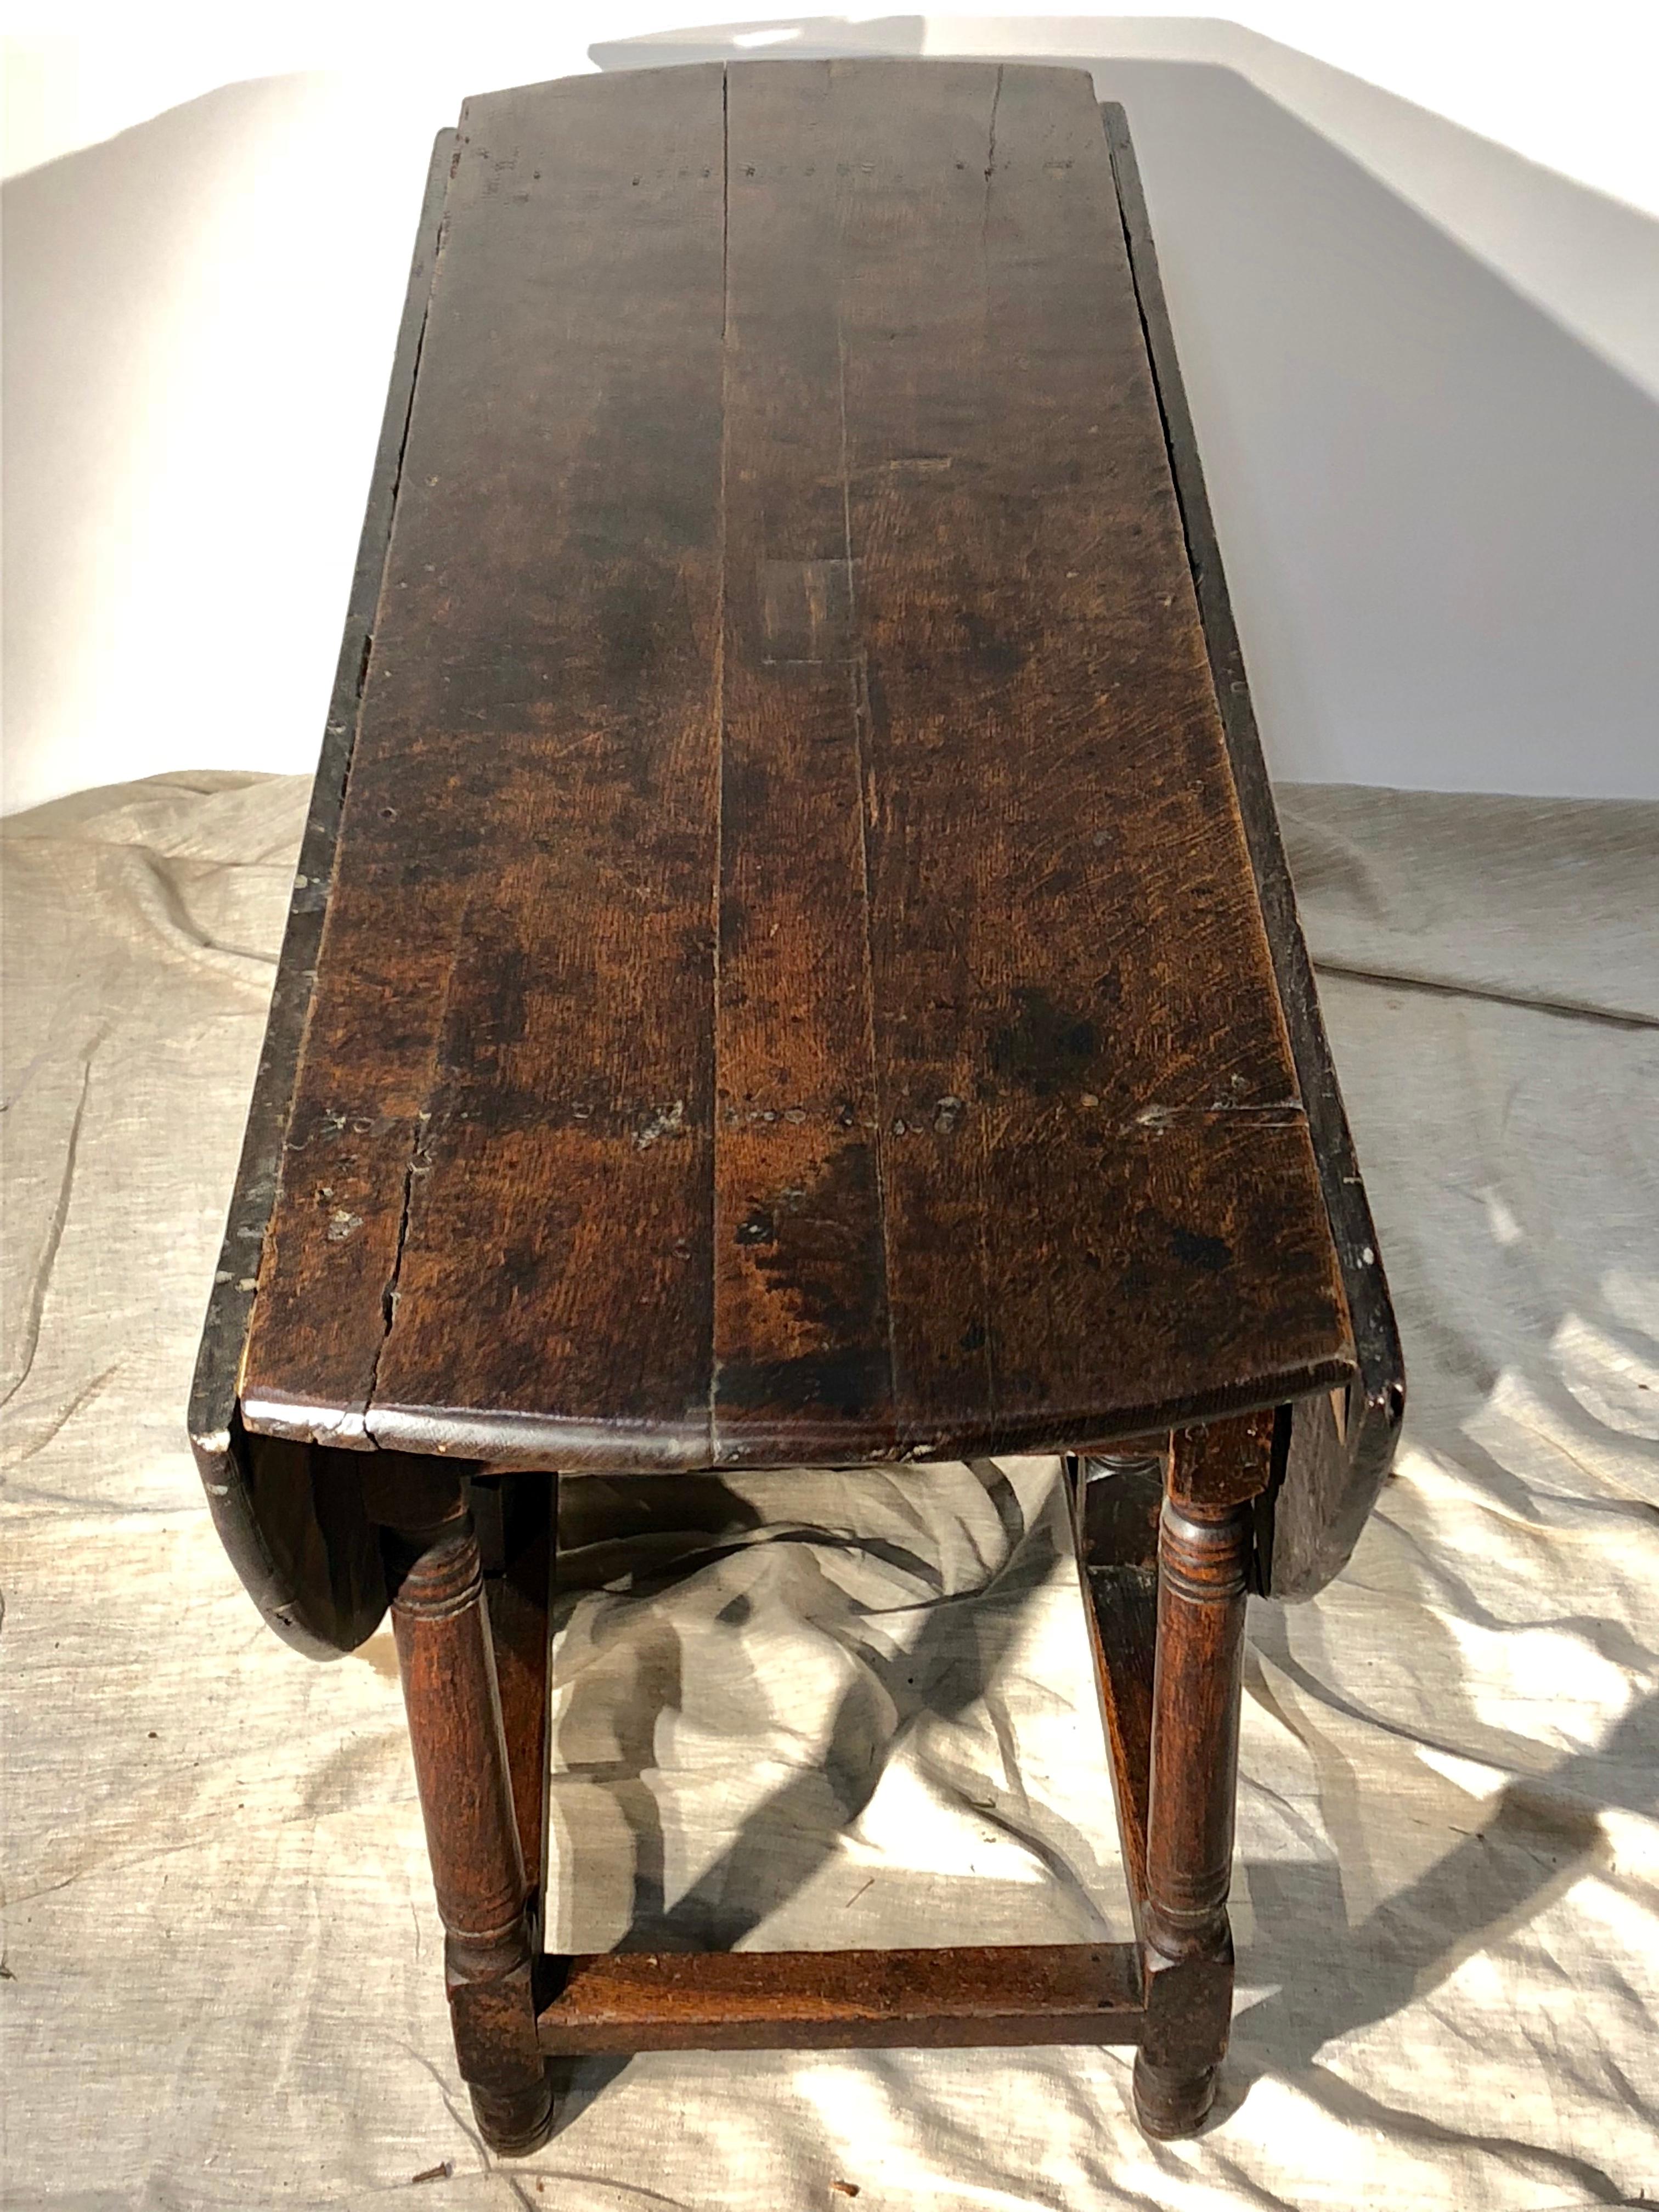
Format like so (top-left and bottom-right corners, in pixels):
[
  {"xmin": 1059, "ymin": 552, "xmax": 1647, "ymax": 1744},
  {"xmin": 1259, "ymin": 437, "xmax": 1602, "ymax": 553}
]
[
  {"xmin": 239, "ymin": 59, "xmax": 1355, "ymax": 1474},
  {"xmin": 535, "ymin": 1942, "xmax": 1144, "ymax": 2053},
  {"xmin": 188, "ymin": 129, "xmax": 454, "ymax": 1653},
  {"xmin": 1098, "ymin": 104, "xmax": 1403, "ymax": 1597}
]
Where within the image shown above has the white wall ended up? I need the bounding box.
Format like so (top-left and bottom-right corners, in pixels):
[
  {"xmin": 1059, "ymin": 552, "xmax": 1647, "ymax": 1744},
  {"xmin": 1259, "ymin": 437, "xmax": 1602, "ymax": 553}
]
[{"xmin": 6, "ymin": 8, "xmax": 1658, "ymax": 812}]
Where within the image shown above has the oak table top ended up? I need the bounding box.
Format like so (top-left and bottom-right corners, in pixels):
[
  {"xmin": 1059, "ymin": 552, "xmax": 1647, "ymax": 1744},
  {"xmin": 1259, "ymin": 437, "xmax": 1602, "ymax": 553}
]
[{"xmin": 235, "ymin": 59, "xmax": 1355, "ymax": 1474}]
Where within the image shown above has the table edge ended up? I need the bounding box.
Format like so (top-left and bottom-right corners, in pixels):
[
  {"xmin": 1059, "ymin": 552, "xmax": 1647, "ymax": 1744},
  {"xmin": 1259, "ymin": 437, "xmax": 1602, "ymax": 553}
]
[{"xmin": 1097, "ymin": 101, "xmax": 1404, "ymax": 1596}]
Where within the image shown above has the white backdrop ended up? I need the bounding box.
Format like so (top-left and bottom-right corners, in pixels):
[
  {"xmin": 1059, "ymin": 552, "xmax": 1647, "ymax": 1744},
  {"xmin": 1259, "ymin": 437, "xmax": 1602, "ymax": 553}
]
[{"xmin": 7, "ymin": 5, "xmax": 1659, "ymax": 812}]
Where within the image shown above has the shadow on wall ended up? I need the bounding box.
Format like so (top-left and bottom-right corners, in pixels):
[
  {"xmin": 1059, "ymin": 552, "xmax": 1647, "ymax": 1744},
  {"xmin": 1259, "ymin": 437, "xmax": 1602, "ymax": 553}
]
[
  {"xmin": 7, "ymin": 30, "xmax": 1659, "ymax": 808},
  {"xmin": 595, "ymin": 13, "xmax": 1659, "ymax": 404},
  {"xmin": 1, "ymin": 74, "xmax": 432, "ymax": 816},
  {"xmin": 593, "ymin": 20, "xmax": 1659, "ymax": 800}
]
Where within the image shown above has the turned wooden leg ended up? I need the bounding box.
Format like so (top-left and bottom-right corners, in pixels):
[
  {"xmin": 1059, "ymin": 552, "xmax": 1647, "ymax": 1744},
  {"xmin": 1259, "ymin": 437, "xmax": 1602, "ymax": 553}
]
[
  {"xmin": 1133, "ymin": 1410, "xmax": 1274, "ymax": 2139},
  {"xmin": 382, "ymin": 1465, "xmax": 553, "ymax": 2154}
]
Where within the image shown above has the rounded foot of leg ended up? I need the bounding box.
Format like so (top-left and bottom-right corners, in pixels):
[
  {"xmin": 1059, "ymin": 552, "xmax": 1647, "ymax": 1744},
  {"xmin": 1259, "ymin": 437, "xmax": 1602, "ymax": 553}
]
[
  {"xmin": 1133, "ymin": 2051, "xmax": 1218, "ymax": 2140},
  {"xmin": 470, "ymin": 2067, "xmax": 555, "ymax": 2157}
]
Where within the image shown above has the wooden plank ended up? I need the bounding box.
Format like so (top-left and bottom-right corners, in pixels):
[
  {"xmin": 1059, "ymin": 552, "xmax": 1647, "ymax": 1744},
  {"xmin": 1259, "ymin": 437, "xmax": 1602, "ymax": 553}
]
[
  {"xmin": 188, "ymin": 129, "xmax": 453, "ymax": 1653},
  {"xmin": 535, "ymin": 1942, "xmax": 1144, "ymax": 2053},
  {"xmin": 240, "ymin": 69, "xmax": 729, "ymax": 1466},
  {"xmin": 830, "ymin": 60, "xmax": 1353, "ymax": 1453},
  {"xmin": 1098, "ymin": 103, "xmax": 1403, "ymax": 1593},
  {"xmin": 710, "ymin": 62, "xmax": 895, "ymax": 1462}
]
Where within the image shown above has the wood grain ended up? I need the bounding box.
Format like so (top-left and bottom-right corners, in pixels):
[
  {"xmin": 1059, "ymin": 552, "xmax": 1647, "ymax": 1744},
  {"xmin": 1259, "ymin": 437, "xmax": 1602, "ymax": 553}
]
[
  {"xmin": 189, "ymin": 129, "xmax": 453, "ymax": 1653},
  {"xmin": 535, "ymin": 1942, "xmax": 1144, "ymax": 2053},
  {"xmin": 1098, "ymin": 102, "xmax": 1403, "ymax": 1596},
  {"xmin": 238, "ymin": 60, "xmax": 1356, "ymax": 1476},
  {"xmin": 712, "ymin": 63, "xmax": 895, "ymax": 1458},
  {"xmin": 832, "ymin": 63, "xmax": 1348, "ymax": 1452},
  {"xmin": 240, "ymin": 68, "xmax": 728, "ymax": 1465}
]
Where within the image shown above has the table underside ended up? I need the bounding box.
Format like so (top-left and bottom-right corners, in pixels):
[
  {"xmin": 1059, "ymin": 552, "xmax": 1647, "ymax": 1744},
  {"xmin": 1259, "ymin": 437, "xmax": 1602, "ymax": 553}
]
[{"xmin": 236, "ymin": 59, "xmax": 1353, "ymax": 1474}]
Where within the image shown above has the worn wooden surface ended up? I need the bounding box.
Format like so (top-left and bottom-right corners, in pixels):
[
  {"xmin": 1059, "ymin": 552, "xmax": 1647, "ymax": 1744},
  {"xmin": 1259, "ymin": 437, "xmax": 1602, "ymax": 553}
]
[
  {"xmin": 188, "ymin": 129, "xmax": 454, "ymax": 1654},
  {"xmin": 235, "ymin": 59, "xmax": 1355, "ymax": 1478},
  {"xmin": 1098, "ymin": 104, "xmax": 1404, "ymax": 1598},
  {"xmin": 535, "ymin": 1942, "xmax": 1145, "ymax": 2054}
]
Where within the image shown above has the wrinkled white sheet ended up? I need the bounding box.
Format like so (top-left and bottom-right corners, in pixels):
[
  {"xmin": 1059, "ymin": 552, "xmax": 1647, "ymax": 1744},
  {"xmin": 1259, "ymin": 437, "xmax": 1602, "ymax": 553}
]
[{"xmin": 2, "ymin": 774, "xmax": 1656, "ymax": 2210}]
